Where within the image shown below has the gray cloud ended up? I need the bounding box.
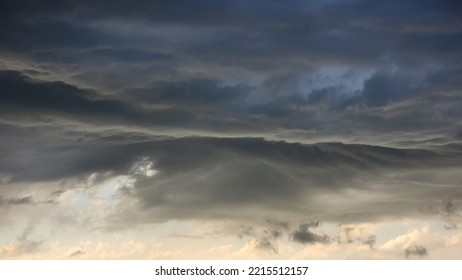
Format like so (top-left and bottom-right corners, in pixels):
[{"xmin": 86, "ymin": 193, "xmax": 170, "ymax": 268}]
[
  {"xmin": 0, "ymin": 70, "xmax": 144, "ymax": 122},
  {"xmin": 2, "ymin": 64, "xmax": 462, "ymax": 145},
  {"xmin": 114, "ymin": 139, "xmax": 462, "ymax": 226},
  {"xmin": 239, "ymin": 220, "xmax": 290, "ymax": 254},
  {"xmin": 0, "ymin": 70, "xmax": 260, "ymax": 134},
  {"xmin": 291, "ymin": 222, "xmax": 330, "ymax": 244},
  {"xmin": 1, "ymin": 0, "xmax": 462, "ymax": 259},
  {"xmin": 0, "ymin": 15, "xmax": 102, "ymax": 52},
  {"xmin": 1, "ymin": 0, "xmax": 460, "ymax": 83},
  {"xmin": 126, "ymin": 78, "xmax": 250, "ymax": 106},
  {"xmin": 404, "ymin": 245, "xmax": 428, "ymax": 258},
  {"xmin": 360, "ymin": 71, "xmax": 415, "ymax": 107},
  {"xmin": 0, "ymin": 196, "xmax": 33, "ymax": 207},
  {"xmin": 240, "ymin": 219, "xmax": 379, "ymax": 254},
  {"xmin": 2, "ymin": 132, "xmax": 462, "ymax": 227}
]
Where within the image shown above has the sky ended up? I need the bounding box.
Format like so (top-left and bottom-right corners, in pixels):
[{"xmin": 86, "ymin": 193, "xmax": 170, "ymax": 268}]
[{"xmin": 0, "ymin": 0, "xmax": 462, "ymax": 259}]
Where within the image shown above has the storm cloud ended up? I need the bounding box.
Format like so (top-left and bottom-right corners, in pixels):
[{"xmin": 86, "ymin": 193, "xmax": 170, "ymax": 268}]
[{"xmin": 1, "ymin": 0, "xmax": 462, "ymax": 259}]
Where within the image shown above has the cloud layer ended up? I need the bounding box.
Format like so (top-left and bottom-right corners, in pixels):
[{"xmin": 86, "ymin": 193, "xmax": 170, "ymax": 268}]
[{"xmin": 1, "ymin": 0, "xmax": 462, "ymax": 259}]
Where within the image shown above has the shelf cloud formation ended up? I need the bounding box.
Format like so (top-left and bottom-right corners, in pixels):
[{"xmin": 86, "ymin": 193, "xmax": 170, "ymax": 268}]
[{"xmin": 1, "ymin": 0, "xmax": 462, "ymax": 259}]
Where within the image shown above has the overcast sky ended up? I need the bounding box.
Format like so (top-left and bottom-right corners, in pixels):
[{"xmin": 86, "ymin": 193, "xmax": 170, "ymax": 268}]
[{"xmin": 1, "ymin": 0, "xmax": 462, "ymax": 259}]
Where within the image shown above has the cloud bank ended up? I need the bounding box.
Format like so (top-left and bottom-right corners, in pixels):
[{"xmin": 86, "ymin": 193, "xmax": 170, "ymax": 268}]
[{"xmin": 1, "ymin": 0, "xmax": 461, "ymax": 259}]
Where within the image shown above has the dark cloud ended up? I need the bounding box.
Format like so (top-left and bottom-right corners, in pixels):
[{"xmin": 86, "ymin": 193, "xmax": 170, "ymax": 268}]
[
  {"xmin": 0, "ymin": 142, "xmax": 135, "ymax": 183},
  {"xmin": 2, "ymin": 0, "xmax": 460, "ymax": 70},
  {"xmin": 0, "ymin": 70, "xmax": 142, "ymax": 122},
  {"xmin": 112, "ymin": 138, "xmax": 462, "ymax": 225},
  {"xmin": 1, "ymin": 0, "xmax": 462, "ymax": 259},
  {"xmin": 0, "ymin": 70, "xmax": 260, "ymax": 133},
  {"xmin": 0, "ymin": 0, "xmax": 313, "ymax": 28},
  {"xmin": 1, "ymin": 133, "xmax": 462, "ymax": 226},
  {"xmin": 291, "ymin": 222, "xmax": 330, "ymax": 244},
  {"xmin": 87, "ymin": 48, "xmax": 172, "ymax": 63},
  {"xmin": 360, "ymin": 71, "xmax": 414, "ymax": 107},
  {"xmin": 404, "ymin": 245, "xmax": 428, "ymax": 258},
  {"xmin": 2, "ymin": 62, "xmax": 462, "ymax": 143},
  {"xmin": 126, "ymin": 78, "xmax": 250, "ymax": 106},
  {"xmin": 28, "ymin": 48, "xmax": 174, "ymax": 66},
  {"xmin": 0, "ymin": 18, "xmax": 102, "ymax": 52},
  {"xmin": 240, "ymin": 219, "xmax": 379, "ymax": 253}
]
